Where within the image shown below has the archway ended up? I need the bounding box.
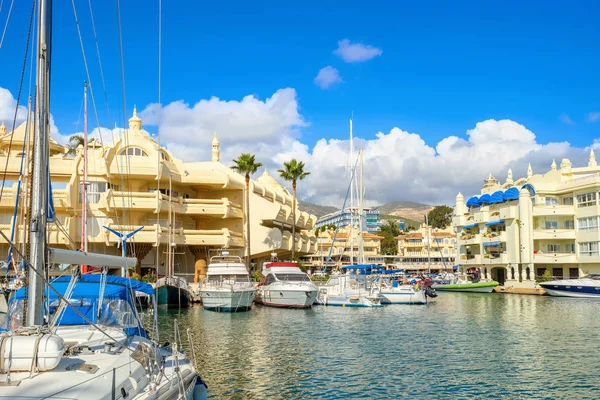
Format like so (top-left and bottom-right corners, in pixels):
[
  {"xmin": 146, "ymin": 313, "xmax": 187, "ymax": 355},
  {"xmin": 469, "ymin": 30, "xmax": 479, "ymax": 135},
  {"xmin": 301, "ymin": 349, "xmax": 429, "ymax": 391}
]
[{"xmin": 491, "ymin": 267, "xmax": 506, "ymax": 285}]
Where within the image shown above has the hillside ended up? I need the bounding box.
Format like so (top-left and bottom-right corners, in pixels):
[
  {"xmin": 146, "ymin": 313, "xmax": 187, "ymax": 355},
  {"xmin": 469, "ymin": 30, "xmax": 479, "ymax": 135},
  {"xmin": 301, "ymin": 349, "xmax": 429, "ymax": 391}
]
[
  {"xmin": 375, "ymin": 201, "xmax": 433, "ymax": 223},
  {"xmin": 298, "ymin": 200, "xmax": 338, "ymax": 218}
]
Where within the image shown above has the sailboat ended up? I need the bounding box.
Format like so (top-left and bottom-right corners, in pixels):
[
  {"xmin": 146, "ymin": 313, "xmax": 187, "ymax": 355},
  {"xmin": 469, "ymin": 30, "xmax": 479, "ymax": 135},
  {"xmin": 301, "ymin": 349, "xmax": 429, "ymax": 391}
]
[
  {"xmin": 0, "ymin": 1, "xmax": 206, "ymax": 398},
  {"xmin": 315, "ymin": 121, "xmax": 382, "ymax": 307},
  {"xmin": 155, "ymin": 176, "xmax": 193, "ymax": 307}
]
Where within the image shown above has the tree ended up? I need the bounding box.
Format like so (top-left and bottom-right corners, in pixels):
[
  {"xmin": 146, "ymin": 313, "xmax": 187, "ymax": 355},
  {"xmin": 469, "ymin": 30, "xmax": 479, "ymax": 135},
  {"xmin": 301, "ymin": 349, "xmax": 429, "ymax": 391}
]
[
  {"xmin": 67, "ymin": 134, "xmax": 84, "ymax": 156},
  {"xmin": 427, "ymin": 205, "xmax": 454, "ymax": 229},
  {"xmin": 232, "ymin": 153, "xmax": 263, "ymax": 269},
  {"xmin": 379, "ymin": 219, "xmax": 401, "ymax": 255},
  {"xmin": 278, "ymin": 159, "xmax": 310, "ymax": 260}
]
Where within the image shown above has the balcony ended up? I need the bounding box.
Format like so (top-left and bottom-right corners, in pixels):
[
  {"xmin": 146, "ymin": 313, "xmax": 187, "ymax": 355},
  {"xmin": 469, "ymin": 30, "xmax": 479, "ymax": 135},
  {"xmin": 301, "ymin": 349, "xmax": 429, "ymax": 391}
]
[
  {"xmin": 182, "ymin": 198, "xmax": 243, "ymax": 218},
  {"xmin": 533, "ymin": 252, "xmax": 577, "ymax": 263},
  {"xmin": 533, "ymin": 228, "xmax": 576, "ymax": 240},
  {"xmin": 459, "ymin": 254, "xmax": 481, "ymax": 265},
  {"xmin": 481, "ymin": 231, "xmax": 506, "ymax": 244},
  {"xmin": 458, "ymin": 233, "xmax": 481, "ymax": 245},
  {"xmin": 532, "ymin": 204, "xmax": 575, "ymax": 216},
  {"xmin": 481, "ymin": 252, "xmax": 509, "ymax": 264}
]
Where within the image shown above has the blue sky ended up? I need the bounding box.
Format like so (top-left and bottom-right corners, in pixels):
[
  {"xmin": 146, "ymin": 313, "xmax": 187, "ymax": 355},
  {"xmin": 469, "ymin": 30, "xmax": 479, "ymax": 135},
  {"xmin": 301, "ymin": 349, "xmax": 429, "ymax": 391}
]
[{"xmin": 1, "ymin": 1, "xmax": 600, "ymax": 204}]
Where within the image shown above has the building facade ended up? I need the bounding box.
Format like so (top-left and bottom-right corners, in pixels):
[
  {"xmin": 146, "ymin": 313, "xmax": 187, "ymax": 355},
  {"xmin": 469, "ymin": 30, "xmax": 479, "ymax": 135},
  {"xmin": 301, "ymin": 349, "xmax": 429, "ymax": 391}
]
[
  {"xmin": 303, "ymin": 227, "xmax": 383, "ymax": 270},
  {"xmin": 315, "ymin": 207, "xmax": 381, "ymax": 233},
  {"xmin": 453, "ymin": 152, "xmax": 600, "ymax": 289},
  {"xmin": 0, "ymin": 112, "xmax": 317, "ymax": 280},
  {"xmin": 396, "ymin": 224, "xmax": 457, "ymax": 272}
]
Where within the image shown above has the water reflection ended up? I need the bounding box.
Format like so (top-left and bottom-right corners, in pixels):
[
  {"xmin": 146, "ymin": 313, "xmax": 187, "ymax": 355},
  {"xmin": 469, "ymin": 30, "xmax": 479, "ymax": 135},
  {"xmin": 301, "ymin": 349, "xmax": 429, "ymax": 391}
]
[{"xmin": 154, "ymin": 294, "xmax": 600, "ymax": 399}]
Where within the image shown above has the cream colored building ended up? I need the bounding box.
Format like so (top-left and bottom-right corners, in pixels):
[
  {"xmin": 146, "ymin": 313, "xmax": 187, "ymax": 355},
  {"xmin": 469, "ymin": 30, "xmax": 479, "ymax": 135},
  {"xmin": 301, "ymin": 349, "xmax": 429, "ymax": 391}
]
[
  {"xmin": 303, "ymin": 227, "xmax": 383, "ymax": 270},
  {"xmin": 396, "ymin": 224, "xmax": 457, "ymax": 272},
  {"xmin": 0, "ymin": 111, "xmax": 317, "ymax": 279},
  {"xmin": 453, "ymin": 152, "xmax": 600, "ymax": 289}
]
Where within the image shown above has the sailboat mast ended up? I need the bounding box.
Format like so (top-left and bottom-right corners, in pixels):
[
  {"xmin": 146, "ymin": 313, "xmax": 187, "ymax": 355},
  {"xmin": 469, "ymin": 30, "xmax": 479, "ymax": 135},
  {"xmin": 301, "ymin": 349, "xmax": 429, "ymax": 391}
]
[
  {"xmin": 426, "ymin": 212, "xmax": 431, "ymax": 275},
  {"xmin": 349, "ymin": 118, "xmax": 354, "ymax": 266},
  {"xmin": 81, "ymin": 82, "xmax": 88, "ymax": 253},
  {"xmin": 358, "ymin": 149, "xmax": 364, "ymax": 264},
  {"xmin": 168, "ymin": 174, "xmax": 173, "ymax": 278},
  {"xmin": 27, "ymin": 0, "xmax": 52, "ymax": 327}
]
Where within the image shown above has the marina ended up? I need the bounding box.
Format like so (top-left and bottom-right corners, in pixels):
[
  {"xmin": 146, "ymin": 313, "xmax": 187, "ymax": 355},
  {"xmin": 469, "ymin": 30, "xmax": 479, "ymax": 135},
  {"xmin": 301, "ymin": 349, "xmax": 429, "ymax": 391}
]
[{"xmin": 156, "ymin": 293, "xmax": 600, "ymax": 399}]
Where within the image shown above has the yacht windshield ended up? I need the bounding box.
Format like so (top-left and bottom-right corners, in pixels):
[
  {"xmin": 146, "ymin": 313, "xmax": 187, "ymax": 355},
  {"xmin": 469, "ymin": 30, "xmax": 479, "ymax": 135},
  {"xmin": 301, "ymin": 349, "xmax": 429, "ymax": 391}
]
[
  {"xmin": 275, "ymin": 273, "xmax": 310, "ymax": 282},
  {"xmin": 582, "ymin": 274, "xmax": 600, "ymax": 280}
]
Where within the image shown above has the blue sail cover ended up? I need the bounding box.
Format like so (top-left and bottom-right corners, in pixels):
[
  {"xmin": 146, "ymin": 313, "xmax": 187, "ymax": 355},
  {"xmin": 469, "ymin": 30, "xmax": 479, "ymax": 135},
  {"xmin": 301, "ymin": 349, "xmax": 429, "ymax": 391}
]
[
  {"xmin": 504, "ymin": 187, "xmax": 519, "ymax": 200},
  {"xmin": 489, "ymin": 191, "xmax": 505, "ymax": 204},
  {"xmin": 466, "ymin": 196, "xmax": 480, "ymax": 207},
  {"xmin": 341, "ymin": 264, "xmax": 384, "ymax": 275},
  {"xmin": 10, "ymin": 275, "xmax": 152, "ymax": 332}
]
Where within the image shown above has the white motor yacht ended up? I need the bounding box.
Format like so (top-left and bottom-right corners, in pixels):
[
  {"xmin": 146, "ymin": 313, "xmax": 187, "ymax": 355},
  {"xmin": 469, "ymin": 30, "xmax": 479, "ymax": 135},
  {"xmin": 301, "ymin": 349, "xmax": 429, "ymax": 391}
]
[
  {"xmin": 539, "ymin": 274, "xmax": 600, "ymax": 298},
  {"xmin": 255, "ymin": 254, "xmax": 318, "ymax": 308},
  {"xmin": 200, "ymin": 251, "xmax": 255, "ymax": 312}
]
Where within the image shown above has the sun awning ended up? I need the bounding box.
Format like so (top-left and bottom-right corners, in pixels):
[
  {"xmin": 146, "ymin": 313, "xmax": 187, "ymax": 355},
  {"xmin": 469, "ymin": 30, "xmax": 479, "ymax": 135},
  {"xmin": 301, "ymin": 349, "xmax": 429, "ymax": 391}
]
[
  {"xmin": 504, "ymin": 187, "xmax": 519, "ymax": 200},
  {"xmin": 462, "ymin": 223, "xmax": 478, "ymax": 229},
  {"xmin": 489, "ymin": 191, "xmax": 505, "ymax": 204},
  {"xmin": 466, "ymin": 196, "xmax": 480, "ymax": 207},
  {"xmin": 483, "ymin": 241, "xmax": 502, "ymax": 247},
  {"xmin": 479, "ymin": 194, "xmax": 492, "ymax": 204},
  {"xmin": 485, "ymin": 219, "xmax": 505, "ymax": 226}
]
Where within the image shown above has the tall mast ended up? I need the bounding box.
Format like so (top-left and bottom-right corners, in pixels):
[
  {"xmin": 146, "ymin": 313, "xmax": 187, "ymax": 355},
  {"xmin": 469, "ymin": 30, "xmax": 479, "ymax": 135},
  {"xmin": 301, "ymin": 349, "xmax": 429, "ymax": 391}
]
[
  {"xmin": 349, "ymin": 118, "xmax": 354, "ymax": 266},
  {"xmin": 27, "ymin": 0, "xmax": 52, "ymax": 326},
  {"xmin": 426, "ymin": 212, "xmax": 431, "ymax": 275},
  {"xmin": 81, "ymin": 82, "xmax": 88, "ymax": 254},
  {"xmin": 168, "ymin": 174, "xmax": 173, "ymax": 278},
  {"xmin": 358, "ymin": 149, "xmax": 364, "ymax": 264}
]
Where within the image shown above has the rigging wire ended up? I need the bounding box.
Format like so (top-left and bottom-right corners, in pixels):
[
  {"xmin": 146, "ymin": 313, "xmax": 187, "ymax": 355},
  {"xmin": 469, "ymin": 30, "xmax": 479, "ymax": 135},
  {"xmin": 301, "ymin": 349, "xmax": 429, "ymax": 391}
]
[
  {"xmin": 0, "ymin": 0, "xmax": 14, "ymax": 48},
  {"xmin": 0, "ymin": 0, "xmax": 37, "ymax": 204}
]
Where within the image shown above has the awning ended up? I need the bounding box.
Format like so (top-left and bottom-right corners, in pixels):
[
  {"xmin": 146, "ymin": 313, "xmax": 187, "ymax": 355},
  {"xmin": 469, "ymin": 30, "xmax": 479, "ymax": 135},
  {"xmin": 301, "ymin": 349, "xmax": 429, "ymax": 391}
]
[
  {"xmin": 466, "ymin": 196, "xmax": 480, "ymax": 207},
  {"xmin": 479, "ymin": 194, "xmax": 492, "ymax": 204},
  {"xmin": 504, "ymin": 187, "xmax": 519, "ymax": 200},
  {"xmin": 485, "ymin": 219, "xmax": 505, "ymax": 226},
  {"xmin": 452, "ymin": 265, "xmax": 459, "ymax": 270},
  {"xmin": 483, "ymin": 241, "xmax": 502, "ymax": 247},
  {"xmin": 489, "ymin": 191, "xmax": 505, "ymax": 204},
  {"xmin": 462, "ymin": 223, "xmax": 478, "ymax": 229}
]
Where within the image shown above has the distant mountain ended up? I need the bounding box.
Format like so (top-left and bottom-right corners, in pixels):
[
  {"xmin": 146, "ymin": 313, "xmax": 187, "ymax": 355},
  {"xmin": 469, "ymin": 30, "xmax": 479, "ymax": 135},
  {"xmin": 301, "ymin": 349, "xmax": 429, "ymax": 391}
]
[
  {"xmin": 374, "ymin": 201, "xmax": 433, "ymax": 223},
  {"xmin": 298, "ymin": 200, "xmax": 338, "ymax": 218}
]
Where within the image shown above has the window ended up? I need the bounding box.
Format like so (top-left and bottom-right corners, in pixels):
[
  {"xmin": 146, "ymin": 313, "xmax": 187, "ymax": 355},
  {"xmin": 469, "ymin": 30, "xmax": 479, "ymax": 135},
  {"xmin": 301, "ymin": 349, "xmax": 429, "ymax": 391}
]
[
  {"xmin": 545, "ymin": 221, "xmax": 558, "ymax": 229},
  {"xmin": 274, "ymin": 274, "xmax": 310, "ymax": 282},
  {"xmin": 576, "ymin": 192, "xmax": 597, "ymax": 208},
  {"xmin": 564, "ymin": 220, "xmax": 574, "ymax": 229},
  {"xmin": 578, "ymin": 217, "xmax": 599, "ymax": 232},
  {"xmin": 569, "ymin": 268, "xmax": 579, "ymax": 279},
  {"xmin": 562, "ymin": 197, "xmax": 574, "ymax": 205},
  {"xmin": 545, "ymin": 197, "xmax": 558, "ymax": 205},
  {"xmin": 552, "ymin": 268, "xmax": 563, "ymax": 279},
  {"xmin": 580, "ymin": 242, "xmax": 599, "ymax": 256},
  {"xmin": 565, "ymin": 243, "xmax": 575, "ymax": 253},
  {"xmin": 120, "ymin": 147, "xmax": 148, "ymax": 157},
  {"xmin": 547, "ymin": 244, "xmax": 560, "ymax": 253}
]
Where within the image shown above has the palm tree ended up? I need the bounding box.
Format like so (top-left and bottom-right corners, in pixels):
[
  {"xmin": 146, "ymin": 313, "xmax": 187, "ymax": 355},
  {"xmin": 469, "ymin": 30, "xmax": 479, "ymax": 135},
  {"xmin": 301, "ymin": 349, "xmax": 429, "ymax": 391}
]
[
  {"xmin": 232, "ymin": 153, "xmax": 263, "ymax": 269},
  {"xmin": 66, "ymin": 134, "xmax": 84, "ymax": 156},
  {"xmin": 278, "ymin": 159, "xmax": 310, "ymax": 259}
]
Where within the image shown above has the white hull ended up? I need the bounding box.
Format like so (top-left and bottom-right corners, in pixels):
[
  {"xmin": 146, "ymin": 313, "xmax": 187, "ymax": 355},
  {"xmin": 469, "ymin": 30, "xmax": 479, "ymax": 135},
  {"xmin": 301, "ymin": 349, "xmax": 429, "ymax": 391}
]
[
  {"xmin": 380, "ymin": 289, "xmax": 427, "ymax": 304},
  {"xmin": 255, "ymin": 285, "xmax": 318, "ymax": 308},
  {"xmin": 543, "ymin": 288, "xmax": 600, "ymax": 298},
  {"xmin": 315, "ymin": 289, "xmax": 382, "ymax": 307},
  {"xmin": 0, "ymin": 326, "xmax": 201, "ymax": 400},
  {"xmin": 432, "ymin": 285, "xmax": 496, "ymax": 293},
  {"xmin": 200, "ymin": 288, "xmax": 255, "ymax": 312}
]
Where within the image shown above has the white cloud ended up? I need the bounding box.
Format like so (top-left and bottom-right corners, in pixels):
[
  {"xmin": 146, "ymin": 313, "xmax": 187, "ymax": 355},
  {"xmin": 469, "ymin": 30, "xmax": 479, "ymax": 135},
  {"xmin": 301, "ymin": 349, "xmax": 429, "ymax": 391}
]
[
  {"xmin": 2, "ymin": 85, "xmax": 595, "ymax": 208},
  {"xmin": 314, "ymin": 66, "xmax": 343, "ymax": 89},
  {"xmin": 0, "ymin": 87, "xmax": 28, "ymax": 127},
  {"xmin": 333, "ymin": 39, "xmax": 382, "ymax": 63},
  {"xmin": 559, "ymin": 113, "xmax": 574, "ymax": 124},
  {"xmin": 588, "ymin": 111, "xmax": 600, "ymax": 123}
]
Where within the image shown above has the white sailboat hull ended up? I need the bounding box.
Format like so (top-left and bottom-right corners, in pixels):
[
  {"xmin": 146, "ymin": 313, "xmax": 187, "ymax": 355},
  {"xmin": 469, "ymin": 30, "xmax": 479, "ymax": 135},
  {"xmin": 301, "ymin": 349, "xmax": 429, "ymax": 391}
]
[{"xmin": 380, "ymin": 287, "xmax": 427, "ymax": 304}]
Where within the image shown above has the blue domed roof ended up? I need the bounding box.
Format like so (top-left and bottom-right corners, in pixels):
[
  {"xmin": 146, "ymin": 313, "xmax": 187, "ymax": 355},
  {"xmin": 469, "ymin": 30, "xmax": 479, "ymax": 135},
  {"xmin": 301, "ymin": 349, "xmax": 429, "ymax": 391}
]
[
  {"xmin": 466, "ymin": 196, "xmax": 480, "ymax": 207},
  {"xmin": 489, "ymin": 191, "xmax": 505, "ymax": 204},
  {"xmin": 504, "ymin": 187, "xmax": 519, "ymax": 200},
  {"xmin": 479, "ymin": 193, "xmax": 492, "ymax": 204}
]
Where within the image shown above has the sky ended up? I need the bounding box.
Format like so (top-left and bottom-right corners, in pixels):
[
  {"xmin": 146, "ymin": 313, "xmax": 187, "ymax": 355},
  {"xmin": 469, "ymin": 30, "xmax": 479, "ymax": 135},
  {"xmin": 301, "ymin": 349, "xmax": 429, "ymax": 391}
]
[{"xmin": 1, "ymin": 0, "xmax": 600, "ymax": 207}]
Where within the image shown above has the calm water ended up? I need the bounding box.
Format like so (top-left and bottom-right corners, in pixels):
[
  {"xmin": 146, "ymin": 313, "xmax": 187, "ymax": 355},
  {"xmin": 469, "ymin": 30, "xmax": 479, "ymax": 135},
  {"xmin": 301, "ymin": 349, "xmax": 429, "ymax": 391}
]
[{"xmin": 155, "ymin": 293, "xmax": 600, "ymax": 399}]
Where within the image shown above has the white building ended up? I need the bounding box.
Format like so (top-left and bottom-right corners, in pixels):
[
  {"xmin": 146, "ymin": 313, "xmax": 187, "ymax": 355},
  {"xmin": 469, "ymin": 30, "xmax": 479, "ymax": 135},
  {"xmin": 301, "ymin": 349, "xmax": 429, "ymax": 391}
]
[{"xmin": 453, "ymin": 151, "xmax": 600, "ymax": 289}]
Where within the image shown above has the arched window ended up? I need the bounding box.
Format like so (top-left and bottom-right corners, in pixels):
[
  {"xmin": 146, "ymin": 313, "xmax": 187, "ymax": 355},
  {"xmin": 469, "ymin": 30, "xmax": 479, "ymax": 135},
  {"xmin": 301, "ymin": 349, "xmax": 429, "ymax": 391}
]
[
  {"xmin": 120, "ymin": 147, "xmax": 148, "ymax": 157},
  {"xmin": 160, "ymin": 151, "xmax": 168, "ymax": 161}
]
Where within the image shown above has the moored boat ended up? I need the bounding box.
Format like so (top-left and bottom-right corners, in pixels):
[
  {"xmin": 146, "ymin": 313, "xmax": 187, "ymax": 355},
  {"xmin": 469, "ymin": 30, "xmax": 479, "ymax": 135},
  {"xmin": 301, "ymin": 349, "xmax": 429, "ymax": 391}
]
[
  {"xmin": 155, "ymin": 275, "xmax": 193, "ymax": 307},
  {"xmin": 255, "ymin": 254, "xmax": 318, "ymax": 308},
  {"xmin": 315, "ymin": 265, "xmax": 382, "ymax": 307},
  {"xmin": 432, "ymin": 280, "xmax": 499, "ymax": 293},
  {"xmin": 539, "ymin": 275, "xmax": 600, "ymax": 298},
  {"xmin": 199, "ymin": 250, "xmax": 255, "ymax": 312}
]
